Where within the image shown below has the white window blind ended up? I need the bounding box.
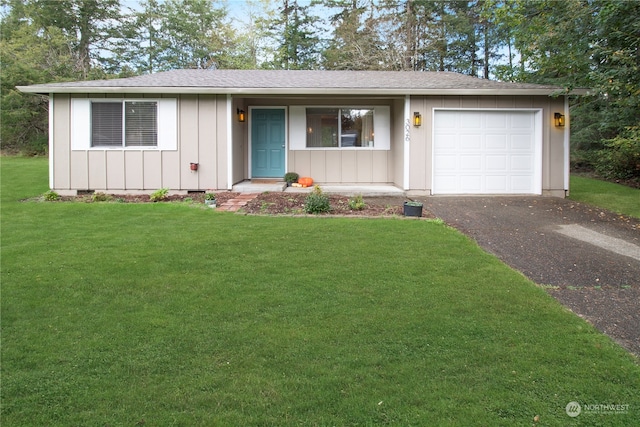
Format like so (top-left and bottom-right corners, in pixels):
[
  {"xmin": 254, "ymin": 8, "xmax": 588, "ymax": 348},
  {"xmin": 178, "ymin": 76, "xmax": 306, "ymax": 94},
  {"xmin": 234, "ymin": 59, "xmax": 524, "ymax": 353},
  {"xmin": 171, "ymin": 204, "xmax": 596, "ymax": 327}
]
[
  {"xmin": 125, "ymin": 101, "xmax": 157, "ymax": 147},
  {"xmin": 91, "ymin": 102, "xmax": 122, "ymax": 147}
]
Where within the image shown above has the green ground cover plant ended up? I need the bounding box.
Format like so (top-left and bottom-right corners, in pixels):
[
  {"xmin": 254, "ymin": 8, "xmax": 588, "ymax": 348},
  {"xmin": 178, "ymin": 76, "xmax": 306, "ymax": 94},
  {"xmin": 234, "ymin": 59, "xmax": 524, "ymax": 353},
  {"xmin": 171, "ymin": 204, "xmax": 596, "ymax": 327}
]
[
  {"xmin": 570, "ymin": 175, "xmax": 640, "ymax": 218},
  {"xmin": 2, "ymin": 157, "xmax": 639, "ymax": 426}
]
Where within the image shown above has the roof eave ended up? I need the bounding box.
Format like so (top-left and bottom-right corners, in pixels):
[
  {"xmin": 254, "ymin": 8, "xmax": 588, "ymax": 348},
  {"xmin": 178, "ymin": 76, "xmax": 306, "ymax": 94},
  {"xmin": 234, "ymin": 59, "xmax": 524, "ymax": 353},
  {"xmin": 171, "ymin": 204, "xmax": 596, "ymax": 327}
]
[{"xmin": 17, "ymin": 85, "xmax": 573, "ymax": 97}]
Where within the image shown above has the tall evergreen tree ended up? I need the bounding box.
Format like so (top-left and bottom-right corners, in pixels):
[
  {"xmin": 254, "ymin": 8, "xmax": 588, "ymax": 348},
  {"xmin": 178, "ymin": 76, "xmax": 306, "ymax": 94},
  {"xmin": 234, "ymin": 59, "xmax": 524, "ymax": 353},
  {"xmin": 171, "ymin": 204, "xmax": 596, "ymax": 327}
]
[
  {"xmin": 267, "ymin": 0, "xmax": 321, "ymax": 69},
  {"xmin": 322, "ymin": 0, "xmax": 383, "ymax": 70}
]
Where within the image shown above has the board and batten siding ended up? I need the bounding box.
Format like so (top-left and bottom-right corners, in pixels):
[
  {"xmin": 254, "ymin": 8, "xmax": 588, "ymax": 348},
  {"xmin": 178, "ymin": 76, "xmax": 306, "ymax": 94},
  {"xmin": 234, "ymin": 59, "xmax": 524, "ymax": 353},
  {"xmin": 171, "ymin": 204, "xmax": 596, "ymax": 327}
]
[
  {"xmin": 52, "ymin": 93, "xmax": 229, "ymax": 194},
  {"xmin": 407, "ymin": 95, "xmax": 567, "ymax": 197}
]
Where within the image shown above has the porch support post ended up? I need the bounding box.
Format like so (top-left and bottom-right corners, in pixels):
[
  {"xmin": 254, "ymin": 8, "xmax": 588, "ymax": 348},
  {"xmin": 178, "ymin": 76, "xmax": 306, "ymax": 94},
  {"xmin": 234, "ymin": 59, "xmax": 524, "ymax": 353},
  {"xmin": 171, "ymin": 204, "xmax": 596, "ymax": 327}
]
[
  {"xmin": 226, "ymin": 94, "xmax": 233, "ymax": 190},
  {"xmin": 403, "ymin": 95, "xmax": 411, "ymax": 190},
  {"xmin": 48, "ymin": 94, "xmax": 54, "ymax": 190}
]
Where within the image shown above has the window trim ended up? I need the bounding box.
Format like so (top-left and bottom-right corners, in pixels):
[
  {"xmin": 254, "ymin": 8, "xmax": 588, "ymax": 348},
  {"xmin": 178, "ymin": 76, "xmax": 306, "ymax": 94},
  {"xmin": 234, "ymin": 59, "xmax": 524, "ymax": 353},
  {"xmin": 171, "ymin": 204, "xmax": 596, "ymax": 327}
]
[
  {"xmin": 290, "ymin": 105, "xmax": 390, "ymax": 151},
  {"xmin": 71, "ymin": 98, "xmax": 177, "ymax": 151}
]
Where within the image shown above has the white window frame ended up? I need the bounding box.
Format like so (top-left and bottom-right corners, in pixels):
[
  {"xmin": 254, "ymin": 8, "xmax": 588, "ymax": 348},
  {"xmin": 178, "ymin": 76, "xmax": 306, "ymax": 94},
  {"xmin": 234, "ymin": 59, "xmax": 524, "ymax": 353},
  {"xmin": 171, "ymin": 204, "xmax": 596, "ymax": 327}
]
[
  {"xmin": 71, "ymin": 98, "xmax": 177, "ymax": 151},
  {"xmin": 290, "ymin": 105, "xmax": 390, "ymax": 150}
]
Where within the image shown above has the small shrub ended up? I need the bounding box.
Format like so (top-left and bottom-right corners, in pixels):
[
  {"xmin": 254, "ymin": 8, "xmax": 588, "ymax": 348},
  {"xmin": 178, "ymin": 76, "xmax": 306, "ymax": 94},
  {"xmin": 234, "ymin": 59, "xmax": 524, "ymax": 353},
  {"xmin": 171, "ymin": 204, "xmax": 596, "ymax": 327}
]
[
  {"xmin": 205, "ymin": 192, "xmax": 216, "ymax": 200},
  {"xmin": 284, "ymin": 172, "xmax": 299, "ymax": 184},
  {"xmin": 150, "ymin": 188, "xmax": 169, "ymax": 202},
  {"xmin": 92, "ymin": 192, "xmax": 112, "ymax": 202},
  {"xmin": 43, "ymin": 190, "xmax": 59, "ymax": 201},
  {"xmin": 304, "ymin": 185, "xmax": 330, "ymax": 214},
  {"xmin": 348, "ymin": 194, "xmax": 366, "ymax": 210}
]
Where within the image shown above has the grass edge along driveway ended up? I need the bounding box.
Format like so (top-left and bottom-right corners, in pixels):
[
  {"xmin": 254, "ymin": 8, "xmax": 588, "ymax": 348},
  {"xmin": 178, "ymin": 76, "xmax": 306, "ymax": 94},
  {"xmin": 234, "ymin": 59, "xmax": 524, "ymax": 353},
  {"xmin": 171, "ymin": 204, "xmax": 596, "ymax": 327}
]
[{"xmin": 1, "ymin": 157, "xmax": 639, "ymax": 426}]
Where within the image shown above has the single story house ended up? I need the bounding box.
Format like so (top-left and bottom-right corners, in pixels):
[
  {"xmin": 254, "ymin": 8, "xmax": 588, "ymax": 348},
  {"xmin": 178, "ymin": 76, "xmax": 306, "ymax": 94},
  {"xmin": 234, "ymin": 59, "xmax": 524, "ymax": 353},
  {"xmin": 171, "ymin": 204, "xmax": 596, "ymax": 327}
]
[{"xmin": 19, "ymin": 69, "xmax": 575, "ymax": 197}]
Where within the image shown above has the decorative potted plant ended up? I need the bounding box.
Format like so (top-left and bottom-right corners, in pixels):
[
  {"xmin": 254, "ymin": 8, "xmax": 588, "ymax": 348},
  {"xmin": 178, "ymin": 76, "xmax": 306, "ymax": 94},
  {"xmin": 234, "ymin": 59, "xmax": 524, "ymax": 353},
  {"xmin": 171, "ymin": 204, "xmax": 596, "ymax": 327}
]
[
  {"xmin": 284, "ymin": 172, "xmax": 299, "ymax": 187},
  {"xmin": 204, "ymin": 193, "xmax": 216, "ymax": 207},
  {"xmin": 403, "ymin": 200, "xmax": 423, "ymax": 217}
]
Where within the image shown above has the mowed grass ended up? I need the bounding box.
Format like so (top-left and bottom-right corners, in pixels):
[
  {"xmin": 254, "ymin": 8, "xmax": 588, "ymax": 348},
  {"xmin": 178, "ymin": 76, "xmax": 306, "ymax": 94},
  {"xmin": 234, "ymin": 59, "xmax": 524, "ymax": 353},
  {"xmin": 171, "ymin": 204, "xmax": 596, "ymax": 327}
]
[
  {"xmin": 2, "ymin": 157, "xmax": 639, "ymax": 426},
  {"xmin": 570, "ymin": 175, "xmax": 640, "ymax": 219}
]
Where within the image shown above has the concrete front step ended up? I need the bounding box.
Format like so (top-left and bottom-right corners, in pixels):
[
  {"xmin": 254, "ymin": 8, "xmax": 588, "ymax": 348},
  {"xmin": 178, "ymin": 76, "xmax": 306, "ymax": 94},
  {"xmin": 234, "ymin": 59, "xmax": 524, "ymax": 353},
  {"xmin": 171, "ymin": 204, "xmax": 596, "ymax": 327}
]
[{"xmin": 231, "ymin": 180, "xmax": 405, "ymax": 197}]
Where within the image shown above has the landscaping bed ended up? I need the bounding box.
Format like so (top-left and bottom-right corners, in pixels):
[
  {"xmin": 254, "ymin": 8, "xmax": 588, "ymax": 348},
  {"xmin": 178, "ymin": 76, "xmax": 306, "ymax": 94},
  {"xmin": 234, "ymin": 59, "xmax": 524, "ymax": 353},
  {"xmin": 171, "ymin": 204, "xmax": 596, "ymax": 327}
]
[
  {"xmin": 242, "ymin": 192, "xmax": 433, "ymax": 217},
  {"xmin": 53, "ymin": 191, "xmax": 435, "ymax": 218}
]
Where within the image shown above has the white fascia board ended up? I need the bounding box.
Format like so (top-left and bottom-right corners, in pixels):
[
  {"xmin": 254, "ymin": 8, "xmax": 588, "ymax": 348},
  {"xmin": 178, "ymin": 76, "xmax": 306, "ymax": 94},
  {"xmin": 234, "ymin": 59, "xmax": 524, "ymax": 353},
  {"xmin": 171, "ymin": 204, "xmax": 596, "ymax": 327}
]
[{"xmin": 18, "ymin": 85, "xmax": 577, "ymax": 97}]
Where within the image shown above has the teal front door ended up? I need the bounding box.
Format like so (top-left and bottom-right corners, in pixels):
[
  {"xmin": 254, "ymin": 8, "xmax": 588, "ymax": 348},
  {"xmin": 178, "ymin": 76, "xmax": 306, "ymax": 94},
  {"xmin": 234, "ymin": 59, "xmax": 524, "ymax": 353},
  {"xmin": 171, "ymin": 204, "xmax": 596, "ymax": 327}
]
[{"xmin": 251, "ymin": 108, "xmax": 285, "ymax": 178}]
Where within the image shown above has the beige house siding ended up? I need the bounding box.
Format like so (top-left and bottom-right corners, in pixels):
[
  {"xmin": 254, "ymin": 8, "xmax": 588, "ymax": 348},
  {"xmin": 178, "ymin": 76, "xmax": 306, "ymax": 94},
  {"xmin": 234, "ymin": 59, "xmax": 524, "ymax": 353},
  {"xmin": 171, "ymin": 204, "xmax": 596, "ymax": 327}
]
[
  {"xmin": 51, "ymin": 93, "xmax": 230, "ymax": 194},
  {"xmin": 50, "ymin": 91, "xmax": 567, "ymax": 196},
  {"xmin": 407, "ymin": 95, "xmax": 567, "ymax": 196}
]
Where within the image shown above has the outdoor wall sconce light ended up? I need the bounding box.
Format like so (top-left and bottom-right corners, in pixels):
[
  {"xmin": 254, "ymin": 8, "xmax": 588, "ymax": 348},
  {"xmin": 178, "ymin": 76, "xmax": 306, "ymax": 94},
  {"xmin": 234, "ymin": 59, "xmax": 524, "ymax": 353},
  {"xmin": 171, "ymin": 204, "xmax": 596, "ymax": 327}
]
[
  {"xmin": 554, "ymin": 112, "xmax": 565, "ymax": 127},
  {"xmin": 190, "ymin": 162, "xmax": 198, "ymax": 171},
  {"xmin": 237, "ymin": 108, "xmax": 246, "ymax": 122},
  {"xmin": 413, "ymin": 112, "xmax": 422, "ymax": 127}
]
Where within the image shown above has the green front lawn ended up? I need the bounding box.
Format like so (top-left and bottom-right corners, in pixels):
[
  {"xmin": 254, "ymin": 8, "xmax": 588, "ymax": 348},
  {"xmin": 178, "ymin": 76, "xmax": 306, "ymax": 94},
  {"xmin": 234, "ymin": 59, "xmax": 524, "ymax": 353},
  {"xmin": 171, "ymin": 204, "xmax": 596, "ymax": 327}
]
[
  {"xmin": 570, "ymin": 175, "xmax": 640, "ymax": 219},
  {"xmin": 2, "ymin": 157, "xmax": 639, "ymax": 426}
]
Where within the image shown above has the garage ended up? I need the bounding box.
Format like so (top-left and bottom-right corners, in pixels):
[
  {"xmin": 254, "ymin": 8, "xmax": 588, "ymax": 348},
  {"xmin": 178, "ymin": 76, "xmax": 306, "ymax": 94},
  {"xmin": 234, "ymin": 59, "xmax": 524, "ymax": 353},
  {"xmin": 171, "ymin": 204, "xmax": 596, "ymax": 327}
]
[{"xmin": 432, "ymin": 110, "xmax": 542, "ymax": 195}]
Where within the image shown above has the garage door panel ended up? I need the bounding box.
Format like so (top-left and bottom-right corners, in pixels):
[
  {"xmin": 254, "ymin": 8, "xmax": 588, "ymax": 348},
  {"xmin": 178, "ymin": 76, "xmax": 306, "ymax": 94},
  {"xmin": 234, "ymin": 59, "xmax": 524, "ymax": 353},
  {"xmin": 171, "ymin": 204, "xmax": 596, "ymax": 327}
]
[
  {"xmin": 433, "ymin": 110, "xmax": 540, "ymax": 195},
  {"xmin": 436, "ymin": 111, "xmax": 458, "ymax": 127},
  {"xmin": 485, "ymin": 175, "xmax": 508, "ymax": 192},
  {"xmin": 486, "ymin": 114, "xmax": 507, "ymax": 129},
  {"xmin": 435, "ymin": 134, "xmax": 457, "ymax": 150},
  {"xmin": 486, "ymin": 134, "xmax": 507, "ymax": 149},
  {"xmin": 460, "ymin": 155, "xmax": 482, "ymax": 170},
  {"xmin": 511, "ymin": 113, "xmax": 534, "ymax": 129},
  {"xmin": 434, "ymin": 175, "xmax": 460, "ymax": 192},
  {"xmin": 511, "ymin": 176, "xmax": 534, "ymax": 192},
  {"xmin": 460, "ymin": 175, "xmax": 482, "ymax": 192},
  {"xmin": 511, "ymin": 134, "xmax": 534, "ymax": 150},
  {"xmin": 486, "ymin": 155, "xmax": 507, "ymax": 171},
  {"xmin": 460, "ymin": 112, "xmax": 482, "ymax": 128},
  {"xmin": 460, "ymin": 134, "xmax": 482, "ymax": 149},
  {"xmin": 435, "ymin": 154, "xmax": 458, "ymax": 171},
  {"xmin": 511, "ymin": 155, "xmax": 533, "ymax": 171}
]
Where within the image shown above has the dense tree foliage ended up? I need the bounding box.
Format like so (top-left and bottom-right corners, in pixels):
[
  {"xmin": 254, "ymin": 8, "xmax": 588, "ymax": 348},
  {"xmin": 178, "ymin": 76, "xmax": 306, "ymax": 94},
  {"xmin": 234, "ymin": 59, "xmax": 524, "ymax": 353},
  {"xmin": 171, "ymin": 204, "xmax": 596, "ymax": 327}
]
[{"xmin": 1, "ymin": 0, "xmax": 638, "ymax": 182}]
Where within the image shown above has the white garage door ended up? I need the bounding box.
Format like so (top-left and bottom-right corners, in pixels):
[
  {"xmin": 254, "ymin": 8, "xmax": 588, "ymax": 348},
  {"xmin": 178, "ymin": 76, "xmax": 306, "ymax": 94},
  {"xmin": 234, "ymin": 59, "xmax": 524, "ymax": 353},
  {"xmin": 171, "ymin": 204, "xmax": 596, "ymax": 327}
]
[{"xmin": 433, "ymin": 110, "xmax": 541, "ymax": 195}]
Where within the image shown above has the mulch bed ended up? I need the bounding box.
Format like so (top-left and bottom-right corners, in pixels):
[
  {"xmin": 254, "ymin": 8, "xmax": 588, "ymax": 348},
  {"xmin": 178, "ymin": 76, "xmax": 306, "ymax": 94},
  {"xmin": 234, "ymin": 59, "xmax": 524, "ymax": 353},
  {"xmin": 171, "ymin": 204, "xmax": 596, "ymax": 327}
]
[
  {"xmin": 242, "ymin": 193, "xmax": 433, "ymax": 217},
  {"xmin": 55, "ymin": 192, "xmax": 429, "ymax": 218}
]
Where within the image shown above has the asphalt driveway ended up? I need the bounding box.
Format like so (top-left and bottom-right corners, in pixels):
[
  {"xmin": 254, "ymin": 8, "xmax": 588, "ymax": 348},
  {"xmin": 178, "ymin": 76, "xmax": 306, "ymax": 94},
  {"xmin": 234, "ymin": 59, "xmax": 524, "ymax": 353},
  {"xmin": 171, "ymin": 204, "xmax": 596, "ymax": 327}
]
[{"xmin": 418, "ymin": 196, "xmax": 640, "ymax": 357}]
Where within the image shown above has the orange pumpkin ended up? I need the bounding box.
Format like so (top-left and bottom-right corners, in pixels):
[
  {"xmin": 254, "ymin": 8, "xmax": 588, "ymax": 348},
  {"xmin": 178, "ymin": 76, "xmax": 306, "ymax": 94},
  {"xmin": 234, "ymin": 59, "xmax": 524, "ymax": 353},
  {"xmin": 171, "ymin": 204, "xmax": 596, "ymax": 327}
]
[{"xmin": 298, "ymin": 177, "xmax": 313, "ymax": 187}]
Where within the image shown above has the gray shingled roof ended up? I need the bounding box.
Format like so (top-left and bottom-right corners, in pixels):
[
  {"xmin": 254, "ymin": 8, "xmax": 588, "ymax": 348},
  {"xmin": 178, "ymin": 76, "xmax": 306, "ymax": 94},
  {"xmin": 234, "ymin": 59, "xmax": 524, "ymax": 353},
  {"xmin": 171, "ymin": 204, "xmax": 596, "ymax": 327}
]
[{"xmin": 18, "ymin": 69, "xmax": 569, "ymax": 96}]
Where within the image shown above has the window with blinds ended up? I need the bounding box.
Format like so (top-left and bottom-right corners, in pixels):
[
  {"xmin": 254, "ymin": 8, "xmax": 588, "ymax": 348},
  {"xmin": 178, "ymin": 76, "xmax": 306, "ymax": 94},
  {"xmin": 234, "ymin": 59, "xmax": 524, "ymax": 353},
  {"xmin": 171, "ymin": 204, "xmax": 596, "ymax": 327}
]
[
  {"xmin": 91, "ymin": 101, "xmax": 158, "ymax": 147},
  {"xmin": 125, "ymin": 101, "xmax": 157, "ymax": 147},
  {"xmin": 91, "ymin": 102, "xmax": 123, "ymax": 147}
]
